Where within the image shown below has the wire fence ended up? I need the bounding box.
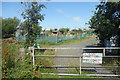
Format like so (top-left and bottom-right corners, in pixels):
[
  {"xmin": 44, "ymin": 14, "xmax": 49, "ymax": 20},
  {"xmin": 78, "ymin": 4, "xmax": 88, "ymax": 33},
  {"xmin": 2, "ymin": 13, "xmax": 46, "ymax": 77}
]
[
  {"xmin": 37, "ymin": 32, "xmax": 93, "ymax": 43},
  {"xmin": 16, "ymin": 32, "xmax": 94, "ymax": 43}
]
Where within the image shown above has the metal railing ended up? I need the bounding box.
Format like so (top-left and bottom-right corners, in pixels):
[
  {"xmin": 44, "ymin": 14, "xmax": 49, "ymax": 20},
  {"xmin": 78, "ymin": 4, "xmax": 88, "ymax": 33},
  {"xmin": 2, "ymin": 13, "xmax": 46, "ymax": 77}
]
[{"xmin": 32, "ymin": 47, "xmax": 120, "ymax": 76}]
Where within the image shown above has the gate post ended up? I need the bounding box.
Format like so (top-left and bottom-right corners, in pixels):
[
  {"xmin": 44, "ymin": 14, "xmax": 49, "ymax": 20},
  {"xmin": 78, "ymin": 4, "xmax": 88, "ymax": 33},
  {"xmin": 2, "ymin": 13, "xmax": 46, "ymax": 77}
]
[
  {"xmin": 103, "ymin": 48, "xmax": 105, "ymax": 56},
  {"xmin": 79, "ymin": 49, "xmax": 82, "ymax": 75}
]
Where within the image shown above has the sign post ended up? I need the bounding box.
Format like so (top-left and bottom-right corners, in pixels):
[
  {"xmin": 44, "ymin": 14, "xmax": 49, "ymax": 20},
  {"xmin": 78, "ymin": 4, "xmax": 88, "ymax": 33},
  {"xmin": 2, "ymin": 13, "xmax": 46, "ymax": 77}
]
[{"xmin": 79, "ymin": 49, "xmax": 82, "ymax": 75}]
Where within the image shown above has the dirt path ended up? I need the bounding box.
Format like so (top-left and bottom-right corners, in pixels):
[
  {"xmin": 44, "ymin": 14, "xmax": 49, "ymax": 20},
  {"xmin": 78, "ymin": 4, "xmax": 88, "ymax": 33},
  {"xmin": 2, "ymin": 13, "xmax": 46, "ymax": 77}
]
[{"xmin": 53, "ymin": 37, "xmax": 115, "ymax": 75}]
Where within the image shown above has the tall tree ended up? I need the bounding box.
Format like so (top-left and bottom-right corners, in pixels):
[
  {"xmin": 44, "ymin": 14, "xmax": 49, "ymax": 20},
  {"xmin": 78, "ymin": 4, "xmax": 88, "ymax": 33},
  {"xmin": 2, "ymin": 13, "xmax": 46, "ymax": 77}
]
[
  {"xmin": 21, "ymin": 2, "xmax": 45, "ymax": 47},
  {"xmin": 20, "ymin": 21, "xmax": 42, "ymax": 37},
  {"xmin": 88, "ymin": 1, "xmax": 120, "ymax": 46},
  {"xmin": 2, "ymin": 17, "xmax": 20, "ymax": 38},
  {"xmin": 0, "ymin": 17, "xmax": 2, "ymax": 39}
]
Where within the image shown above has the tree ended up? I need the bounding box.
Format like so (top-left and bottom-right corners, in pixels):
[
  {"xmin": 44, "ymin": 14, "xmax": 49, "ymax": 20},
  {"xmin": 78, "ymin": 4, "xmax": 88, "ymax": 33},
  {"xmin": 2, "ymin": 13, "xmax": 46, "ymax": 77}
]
[
  {"xmin": 78, "ymin": 28, "xmax": 82, "ymax": 32},
  {"xmin": 71, "ymin": 28, "xmax": 82, "ymax": 34},
  {"xmin": 59, "ymin": 28, "xmax": 65, "ymax": 34},
  {"xmin": 21, "ymin": 2, "xmax": 45, "ymax": 47},
  {"xmin": 66, "ymin": 28, "xmax": 69, "ymax": 32},
  {"xmin": 59, "ymin": 28, "xmax": 69, "ymax": 35},
  {"xmin": 88, "ymin": 1, "xmax": 120, "ymax": 46},
  {"xmin": 50, "ymin": 29, "xmax": 53, "ymax": 33},
  {"xmin": 0, "ymin": 17, "xmax": 2, "ymax": 39},
  {"xmin": 54, "ymin": 28, "xmax": 57, "ymax": 31},
  {"xmin": 2, "ymin": 17, "xmax": 20, "ymax": 38},
  {"xmin": 70, "ymin": 32, "xmax": 75, "ymax": 35},
  {"xmin": 88, "ymin": 1, "xmax": 120, "ymax": 74}
]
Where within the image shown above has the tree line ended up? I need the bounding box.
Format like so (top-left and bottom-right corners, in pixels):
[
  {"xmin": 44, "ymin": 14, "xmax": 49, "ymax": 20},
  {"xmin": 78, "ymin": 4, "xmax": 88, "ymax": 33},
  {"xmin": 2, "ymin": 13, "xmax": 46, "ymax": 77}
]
[
  {"xmin": 2, "ymin": 16, "xmax": 84, "ymax": 39},
  {"xmin": 2, "ymin": 1, "xmax": 120, "ymax": 48}
]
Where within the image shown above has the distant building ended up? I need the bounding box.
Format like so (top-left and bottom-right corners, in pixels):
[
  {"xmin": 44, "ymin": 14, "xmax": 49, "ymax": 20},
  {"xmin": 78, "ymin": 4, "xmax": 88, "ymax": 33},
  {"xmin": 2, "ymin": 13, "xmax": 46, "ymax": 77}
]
[
  {"xmin": 15, "ymin": 29, "xmax": 25, "ymax": 40},
  {"xmin": 15, "ymin": 29, "xmax": 21, "ymax": 38},
  {"xmin": 52, "ymin": 31, "xmax": 60, "ymax": 37}
]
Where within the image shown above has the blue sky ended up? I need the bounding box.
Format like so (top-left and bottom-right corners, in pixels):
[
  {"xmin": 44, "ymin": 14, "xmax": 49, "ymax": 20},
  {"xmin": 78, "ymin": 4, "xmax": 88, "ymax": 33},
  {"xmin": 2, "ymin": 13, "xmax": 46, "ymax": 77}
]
[{"xmin": 2, "ymin": 2, "xmax": 100, "ymax": 30}]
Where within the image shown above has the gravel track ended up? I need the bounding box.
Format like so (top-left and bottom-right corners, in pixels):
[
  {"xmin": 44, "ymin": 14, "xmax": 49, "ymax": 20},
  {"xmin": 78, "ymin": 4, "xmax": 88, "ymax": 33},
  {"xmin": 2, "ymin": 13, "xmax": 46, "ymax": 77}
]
[{"xmin": 53, "ymin": 37, "xmax": 115, "ymax": 75}]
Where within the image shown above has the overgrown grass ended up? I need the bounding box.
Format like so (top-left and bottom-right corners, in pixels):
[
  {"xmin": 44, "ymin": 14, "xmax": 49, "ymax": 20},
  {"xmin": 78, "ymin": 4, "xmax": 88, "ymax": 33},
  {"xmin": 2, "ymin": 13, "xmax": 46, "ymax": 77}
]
[
  {"xmin": 2, "ymin": 41, "xmax": 59, "ymax": 78},
  {"xmin": 2, "ymin": 35, "xmax": 97, "ymax": 78}
]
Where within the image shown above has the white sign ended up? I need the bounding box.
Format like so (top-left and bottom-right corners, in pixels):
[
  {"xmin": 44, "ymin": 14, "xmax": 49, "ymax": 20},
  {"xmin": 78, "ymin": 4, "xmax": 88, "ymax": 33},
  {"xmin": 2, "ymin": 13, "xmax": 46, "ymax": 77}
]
[{"xmin": 83, "ymin": 53, "xmax": 102, "ymax": 64}]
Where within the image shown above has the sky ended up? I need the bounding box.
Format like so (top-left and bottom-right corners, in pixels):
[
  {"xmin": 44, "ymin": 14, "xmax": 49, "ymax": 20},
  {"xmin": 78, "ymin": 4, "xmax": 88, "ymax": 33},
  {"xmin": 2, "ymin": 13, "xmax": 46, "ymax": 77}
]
[{"xmin": 2, "ymin": 2, "xmax": 100, "ymax": 30}]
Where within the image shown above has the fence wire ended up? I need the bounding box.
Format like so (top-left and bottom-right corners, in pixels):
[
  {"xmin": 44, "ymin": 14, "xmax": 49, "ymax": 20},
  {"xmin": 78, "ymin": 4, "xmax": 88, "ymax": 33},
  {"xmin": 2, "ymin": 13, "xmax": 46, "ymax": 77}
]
[{"xmin": 16, "ymin": 32, "xmax": 93, "ymax": 43}]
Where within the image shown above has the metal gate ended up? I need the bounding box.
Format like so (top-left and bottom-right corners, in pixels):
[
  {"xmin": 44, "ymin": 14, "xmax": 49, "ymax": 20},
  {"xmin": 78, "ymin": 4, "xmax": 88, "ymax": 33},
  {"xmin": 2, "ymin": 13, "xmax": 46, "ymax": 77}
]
[{"xmin": 32, "ymin": 47, "xmax": 120, "ymax": 77}]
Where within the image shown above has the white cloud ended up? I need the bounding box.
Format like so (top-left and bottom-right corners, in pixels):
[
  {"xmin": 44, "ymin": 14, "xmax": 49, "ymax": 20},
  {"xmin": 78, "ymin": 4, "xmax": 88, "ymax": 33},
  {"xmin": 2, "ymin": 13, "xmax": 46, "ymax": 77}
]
[
  {"xmin": 56, "ymin": 9, "xmax": 82, "ymax": 22},
  {"xmin": 56, "ymin": 9, "xmax": 63, "ymax": 13},
  {"xmin": 64, "ymin": 15, "xmax": 72, "ymax": 18},
  {"xmin": 64, "ymin": 15, "xmax": 81, "ymax": 22},
  {"xmin": 72, "ymin": 17, "xmax": 81, "ymax": 22}
]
